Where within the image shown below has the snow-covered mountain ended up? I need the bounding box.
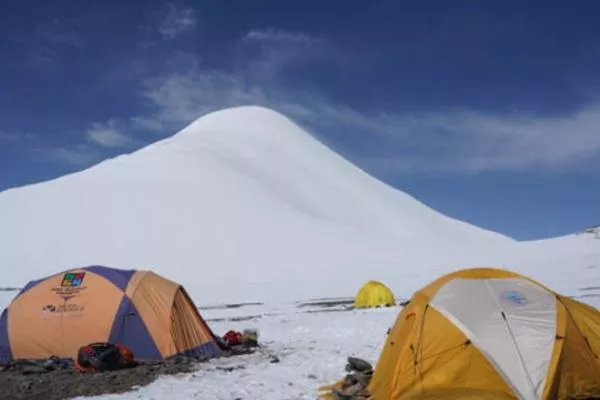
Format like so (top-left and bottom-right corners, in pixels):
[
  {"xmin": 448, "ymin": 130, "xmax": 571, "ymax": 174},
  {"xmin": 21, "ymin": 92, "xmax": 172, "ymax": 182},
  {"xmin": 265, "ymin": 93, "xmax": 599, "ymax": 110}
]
[{"xmin": 0, "ymin": 106, "xmax": 597, "ymax": 304}]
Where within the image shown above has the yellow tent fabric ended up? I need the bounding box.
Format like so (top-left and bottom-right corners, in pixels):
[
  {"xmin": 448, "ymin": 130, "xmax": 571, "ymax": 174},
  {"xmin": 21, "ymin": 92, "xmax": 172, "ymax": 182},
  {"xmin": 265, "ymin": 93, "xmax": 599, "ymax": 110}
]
[
  {"xmin": 354, "ymin": 280, "xmax": 396, "ymax": 309},
  {"xmin": 321, "ymin": 267, "xmax": 600, "ymax": 399}
]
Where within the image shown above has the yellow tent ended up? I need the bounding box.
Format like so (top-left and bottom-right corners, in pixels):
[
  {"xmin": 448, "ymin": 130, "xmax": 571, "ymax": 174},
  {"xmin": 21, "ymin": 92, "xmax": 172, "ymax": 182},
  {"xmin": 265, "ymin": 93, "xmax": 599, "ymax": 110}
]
[
  {"xmin": 353, "ymin": 280, "xmax": 396, "ymax": 309},
  {"xmin": 321, "ymin": 267, "xmax": 600, "ymax": 399}
]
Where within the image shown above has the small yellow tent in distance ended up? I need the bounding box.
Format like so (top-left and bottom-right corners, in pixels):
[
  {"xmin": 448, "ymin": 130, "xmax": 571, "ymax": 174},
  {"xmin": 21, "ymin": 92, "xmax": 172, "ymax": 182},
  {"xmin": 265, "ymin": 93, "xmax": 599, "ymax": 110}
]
[{"xmin": 353, "ymin": 280, "xmax": 396, "ymax": 309}]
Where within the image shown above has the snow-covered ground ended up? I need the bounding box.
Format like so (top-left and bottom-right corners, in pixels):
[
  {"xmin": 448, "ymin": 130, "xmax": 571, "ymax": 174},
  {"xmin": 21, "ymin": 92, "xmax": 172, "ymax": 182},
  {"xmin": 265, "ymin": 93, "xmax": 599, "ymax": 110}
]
[
  {"xmin": 2, "ymin": 289, "xmax": 599, "ymax": 399},
  {"xmin": 66, "ymin": 305, "xmax": 397, "ymax": 400},
  {"xmin": 0, "ymin": 287, "xmax": 398, "ymax": 399},
  {"xmin": 73, "ymin": 292, "xmax": 600, "ymax": 400}
]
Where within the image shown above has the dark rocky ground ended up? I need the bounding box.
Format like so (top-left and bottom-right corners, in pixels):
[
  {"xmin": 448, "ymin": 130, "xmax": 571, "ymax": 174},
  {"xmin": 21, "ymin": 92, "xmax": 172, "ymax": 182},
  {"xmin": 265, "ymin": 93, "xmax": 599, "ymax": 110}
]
[
  {"xmin": 0, "ymin": 358, "xmax": 198, "ymax": 400},
  {"xmin": 0, "ymin": 344, "xmax": 259, "ymax": 400}
]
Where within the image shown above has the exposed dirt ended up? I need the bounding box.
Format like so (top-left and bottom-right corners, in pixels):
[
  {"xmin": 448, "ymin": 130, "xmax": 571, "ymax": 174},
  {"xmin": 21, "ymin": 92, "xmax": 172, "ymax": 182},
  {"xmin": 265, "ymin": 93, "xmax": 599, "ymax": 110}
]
[{"xmin": 0, "ymin": 358, "xmax": 197, "ymax": 400}]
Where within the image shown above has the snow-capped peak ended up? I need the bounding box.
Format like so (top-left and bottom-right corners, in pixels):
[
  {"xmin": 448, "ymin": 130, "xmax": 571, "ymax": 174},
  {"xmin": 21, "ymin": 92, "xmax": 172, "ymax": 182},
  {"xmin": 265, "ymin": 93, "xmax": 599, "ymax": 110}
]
[{"xmin": 0, "ymin": 106, "xmax": 596, "ymax": 304}]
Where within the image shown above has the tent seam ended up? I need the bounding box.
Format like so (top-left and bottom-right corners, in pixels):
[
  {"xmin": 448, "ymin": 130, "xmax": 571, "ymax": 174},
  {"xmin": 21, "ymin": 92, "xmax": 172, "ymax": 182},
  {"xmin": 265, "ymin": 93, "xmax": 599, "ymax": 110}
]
[
  {"xmin": 483, "ymin": 279, "xmax": 538, "ymax": 400},
  {"xmin": 428, "ymin": 302, "xmax": 526, "ymax": 400}
]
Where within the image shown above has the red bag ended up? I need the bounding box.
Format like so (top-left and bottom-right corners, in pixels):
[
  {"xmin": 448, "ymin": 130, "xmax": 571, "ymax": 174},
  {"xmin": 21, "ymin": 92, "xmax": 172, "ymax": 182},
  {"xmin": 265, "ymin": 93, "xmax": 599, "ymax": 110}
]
[
  {"xmin": 223, "ymin": 330, "xmax": 243, "ymax": 346},
  {"xmin": 74, "ymin": 342, "xmax": 134, "ymax": 372}
]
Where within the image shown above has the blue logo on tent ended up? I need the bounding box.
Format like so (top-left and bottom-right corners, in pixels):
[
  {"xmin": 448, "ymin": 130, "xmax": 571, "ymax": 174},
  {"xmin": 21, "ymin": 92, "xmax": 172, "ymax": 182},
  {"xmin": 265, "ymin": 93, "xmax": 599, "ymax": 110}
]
[{"xmin": 501, "ymin": 290, "xmax": 528, "ymax": 306}]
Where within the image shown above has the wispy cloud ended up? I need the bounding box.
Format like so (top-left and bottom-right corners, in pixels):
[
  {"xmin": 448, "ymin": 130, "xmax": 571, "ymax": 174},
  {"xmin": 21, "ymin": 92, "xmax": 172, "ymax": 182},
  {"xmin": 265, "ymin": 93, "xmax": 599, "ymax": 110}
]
[
  {"xmin": 240, "ymin": 28, "xmax": 326, "ymax": 77},
  {"xmin": 37, "ymin": 18, "xmax": 83, "ymax": 48},
  {"xmin": 158, "ymin": 4, "xmax": 197, "ymax": 40},
  {"xmin": 129, "ymin": 67, "xmax": 600, "ymax": 174},
  {"xmin": 95, "ymin": 28, "xmax": 600, "ymax": 175},
  {"xmin": 135, "ymin": 66, "xmax": 270, "ymax": 130},
  {"xmin": 129, "ymin": 115, "xmax": 166, "ymax": 132},
  {"xmin": 24, "ymin": 17, "xmax": 84, "ymax": 65},
  {"xmin": 0, "ymin": 131, "xmax": 95, "ymax": 167},
  {"xmin": 130, "ymin": 28, "xmax": 325, "ymax": 124},
  {"xmin": 0, "ymin": 131, "xmax": 36, "ymax": 143},
  {"xmin": 86, "ymin": 120, "xmax": 134, "ymax": 148},
  {"xmin": 0, "ymin": 132, "xmax": 19, "ymax": 142},
  {"xmin": 37, "ymin": 145, "xmax": 97, "ymax": 166},
  {"xmin": 7, "ymin": 126, "xmax": 132, "ymax": 168},
  {"xmin": 243, "ymin": 29, "xmax": 321, "ymax": 45},
  {"xmin": 309, "ymin": 105, "xmax": 600, "ymax": 174}
]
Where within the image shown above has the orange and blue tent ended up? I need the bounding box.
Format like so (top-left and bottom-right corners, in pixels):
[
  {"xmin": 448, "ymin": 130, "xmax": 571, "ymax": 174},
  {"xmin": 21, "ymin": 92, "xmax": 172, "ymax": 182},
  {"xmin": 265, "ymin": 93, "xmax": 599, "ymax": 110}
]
[{"xmin": 0, "ymin": 265, "xmax": 223, "ymax": 364}]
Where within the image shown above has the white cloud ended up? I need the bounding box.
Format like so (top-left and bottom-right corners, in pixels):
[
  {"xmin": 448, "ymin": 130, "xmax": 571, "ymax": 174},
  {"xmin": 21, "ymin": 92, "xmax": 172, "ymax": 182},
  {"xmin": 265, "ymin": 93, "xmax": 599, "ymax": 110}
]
[
  {"xmin": 158, "ymin": 4, "xmax": 196, "ymax": 40},
  {"xmin": 241, "ymin": 29, "xmax": 325, "ymax": 77},
  {"xmin": 129, "ymin": 115, "xmax": 166, "ymax": 132},
  {"xmin": 86, "ymin": 120, "xmax": 133, "ymax": 148},
  {"xmin": 0, "ymin": 131, "xmax": 37, "ymax": 143},
  {"xmin": 123, "ymin": 29, "xmax": 325, "ymax": 133},
  {"xmin": 136, "ymin": 67, "xmax": 269, "ymax": 129},
  {"xmin": 38, "ymin": 19, "xmax": 83, "ymax": 48},
  {"xmin": 0, "ymin": 130, "xmax": 96, "ymax": 166},
  {"xmin": 126, "ymin": 62, "xmax": 600, "ymax": 174},
  {"xmin": 0, "ymin": 132, "xmax": 18, "ymax": 142},
  {"xmin": 13, "ymin": 17, "xmax": 85, "ymax": 66},
  {"xmin": 331, "ymin": 106, "xmax": 600, "ymax": 174},
  {"xmin": 97, "ymin": 29, "xmax": 600, "ymax": 175},
  {"xmin": 243, "ymin": 29, "xmax": 320, "ymax": 45},
  {"xmin": 40, "ymin": 146, "xmax": 97, "ymax": 165}
]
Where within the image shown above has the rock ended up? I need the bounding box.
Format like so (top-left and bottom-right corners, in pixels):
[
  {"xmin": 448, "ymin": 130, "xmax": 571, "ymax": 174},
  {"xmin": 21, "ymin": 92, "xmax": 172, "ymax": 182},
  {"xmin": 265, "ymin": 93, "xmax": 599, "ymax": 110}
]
[
  {"xmin": 345, "ymin": 357, "xmax": 372, "ymax": 373},
  {"xmin": 216, "ymin": 365, "xmax": 245, "ymax": 372},
  {"xmin": 21, "ymin": 366, "xmax": 48, "ymax": 375}
]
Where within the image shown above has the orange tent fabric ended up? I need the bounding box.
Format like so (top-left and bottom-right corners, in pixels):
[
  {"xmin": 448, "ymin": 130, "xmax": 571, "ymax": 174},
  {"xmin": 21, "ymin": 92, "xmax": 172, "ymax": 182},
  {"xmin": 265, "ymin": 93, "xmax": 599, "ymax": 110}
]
[{"xmin": 0, "ymin": 266, "xmax": 222, "ymax": 364}]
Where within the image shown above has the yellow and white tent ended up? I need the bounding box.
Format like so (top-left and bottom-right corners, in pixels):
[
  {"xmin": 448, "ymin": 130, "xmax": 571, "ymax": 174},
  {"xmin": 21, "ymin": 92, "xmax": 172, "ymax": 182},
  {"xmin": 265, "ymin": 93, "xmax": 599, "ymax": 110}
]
[
  {"xmin": 322, "ymin": 267, "xmax": 600, "ymax": 399},
  {"xmin": 354, "ymin": 280, "xmax": 396, "ymax": 309}
]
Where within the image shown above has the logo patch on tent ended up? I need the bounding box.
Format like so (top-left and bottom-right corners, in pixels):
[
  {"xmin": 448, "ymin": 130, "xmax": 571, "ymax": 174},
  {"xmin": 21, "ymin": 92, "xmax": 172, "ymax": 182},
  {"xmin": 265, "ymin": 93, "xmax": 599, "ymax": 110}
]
[
  {"xmin": 501, "ymin": 290, "xmax": 528, "ymax": 306},
  {"xmin": 61, "ymin": 272, "xmax": 85, "ymax": 287},
  {"xmin": 41, "ymin": 303, "xmax": 84, "ymax": 314},
  {"xmin": 42, "ymin": 304, "xmax": 56, "ymax": 313},
  {"xmin": 52, "ymin": 272, "xmax": 88, "ymax": 299}
]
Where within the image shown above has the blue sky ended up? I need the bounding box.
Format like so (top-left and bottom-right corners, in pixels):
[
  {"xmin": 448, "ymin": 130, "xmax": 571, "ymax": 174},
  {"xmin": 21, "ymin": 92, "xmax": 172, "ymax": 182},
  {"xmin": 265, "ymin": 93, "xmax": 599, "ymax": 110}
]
[{"xmin": 1, "ymin": 1, "xmax": 599, "ymax": 240}]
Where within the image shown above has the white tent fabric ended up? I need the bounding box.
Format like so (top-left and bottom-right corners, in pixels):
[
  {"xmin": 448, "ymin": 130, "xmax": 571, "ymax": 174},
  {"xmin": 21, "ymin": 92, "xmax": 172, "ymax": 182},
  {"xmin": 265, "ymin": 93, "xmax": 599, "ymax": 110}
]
[{"xmin": 431, "ymin": 277, "xmax": 557, "ymax": 400}]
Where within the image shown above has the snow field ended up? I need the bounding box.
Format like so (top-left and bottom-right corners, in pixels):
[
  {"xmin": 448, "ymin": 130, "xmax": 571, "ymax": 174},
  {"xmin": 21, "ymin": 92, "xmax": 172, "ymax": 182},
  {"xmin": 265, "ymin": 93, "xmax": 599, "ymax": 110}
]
[{"xmin": 73, "ymin": 306, "xmax": 399, "ymax": 400}]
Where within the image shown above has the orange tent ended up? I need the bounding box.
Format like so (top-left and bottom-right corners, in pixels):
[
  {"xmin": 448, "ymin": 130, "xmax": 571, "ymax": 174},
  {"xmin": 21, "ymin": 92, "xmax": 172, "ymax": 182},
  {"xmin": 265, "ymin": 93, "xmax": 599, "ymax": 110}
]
[
  {"xmin": 320, "ymin": 267, "xmax": 600, "ymax": 399},
  {"xmin": 0, "ymin": 265, "xmax": 222, "ymax": 364}
]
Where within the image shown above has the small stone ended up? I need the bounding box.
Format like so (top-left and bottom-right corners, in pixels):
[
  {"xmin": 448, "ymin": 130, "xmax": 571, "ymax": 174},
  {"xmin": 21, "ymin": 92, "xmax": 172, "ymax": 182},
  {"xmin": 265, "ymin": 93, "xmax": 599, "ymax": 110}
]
[{"xmin": 346, "ymin": 357, "xmax": 372, "ymax": 373}]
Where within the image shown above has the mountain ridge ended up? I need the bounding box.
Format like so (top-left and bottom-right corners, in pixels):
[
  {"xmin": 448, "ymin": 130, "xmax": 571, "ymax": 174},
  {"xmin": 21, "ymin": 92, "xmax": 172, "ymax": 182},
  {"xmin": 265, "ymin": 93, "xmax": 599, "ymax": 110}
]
[{"xmin": 0, "ymin": 106, "xmax": 596, "ymax": 303}]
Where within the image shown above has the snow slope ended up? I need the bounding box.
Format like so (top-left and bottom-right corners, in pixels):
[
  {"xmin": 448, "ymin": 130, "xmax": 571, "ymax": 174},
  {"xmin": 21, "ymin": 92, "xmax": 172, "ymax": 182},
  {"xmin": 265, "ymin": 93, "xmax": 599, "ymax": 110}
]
[{"xmin": 0, "ymin": 106, "xmax": 598, "ymax": 305}]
